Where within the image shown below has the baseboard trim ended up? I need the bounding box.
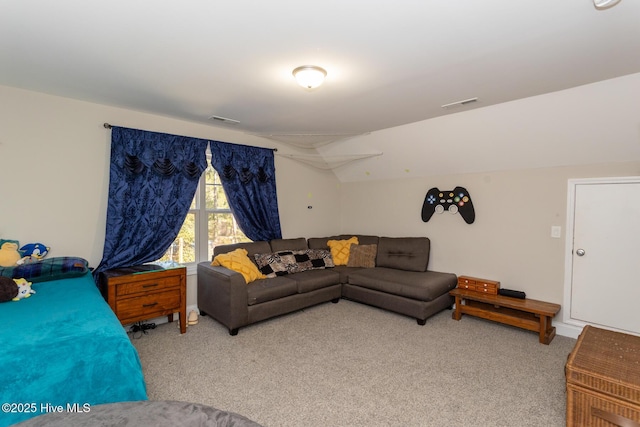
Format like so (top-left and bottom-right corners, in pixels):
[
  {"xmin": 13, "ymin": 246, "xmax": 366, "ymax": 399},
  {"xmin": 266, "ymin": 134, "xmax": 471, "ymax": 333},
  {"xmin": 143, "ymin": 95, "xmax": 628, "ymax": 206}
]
[{"xmin": 555, "ymin": 321, "xmax": 583, "ymax": 339}]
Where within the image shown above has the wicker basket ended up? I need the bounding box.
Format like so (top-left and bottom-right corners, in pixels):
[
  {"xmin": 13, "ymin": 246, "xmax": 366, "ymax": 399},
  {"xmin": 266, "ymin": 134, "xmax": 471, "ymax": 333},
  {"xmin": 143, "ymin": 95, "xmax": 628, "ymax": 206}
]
[{"xmin": 566, "ymin": 325, "xmax": 640, "ymax": 426}]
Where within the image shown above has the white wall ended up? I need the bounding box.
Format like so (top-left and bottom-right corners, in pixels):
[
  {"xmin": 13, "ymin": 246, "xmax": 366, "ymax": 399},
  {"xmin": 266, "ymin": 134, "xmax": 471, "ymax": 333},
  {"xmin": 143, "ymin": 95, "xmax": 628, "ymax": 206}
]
[
  {"xmin": 340, "ymin": 162, "xmax": 640, "ymax": 306},
  {"xmin": 0, "ymin": 85, "xmax": 342, "ymax": 306},
  {"xmin": 275, "ymin": 159, "xmax": 344, "ymax": 239}
]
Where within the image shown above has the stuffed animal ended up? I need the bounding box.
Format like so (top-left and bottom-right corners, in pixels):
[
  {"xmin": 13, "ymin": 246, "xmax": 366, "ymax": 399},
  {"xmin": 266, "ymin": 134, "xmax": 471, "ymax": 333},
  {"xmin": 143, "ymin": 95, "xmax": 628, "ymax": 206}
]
[
  {"xmin": 17, "ymin": 242, "xmax": 50, "ymax": 265},
  {"xmin": 20, "ymin": 243, "xmax": 50, "ymax": 260},
  {"xmin": 0, "ymin": 241, "xmax": 22, "ymax": 267},
  {"xmin": 12, "ymin": 278, "xmax": 35, "ymax": 301},
  {"xmin": 0, "ymin": 277, "xmax": 35, "ymax": 302}
]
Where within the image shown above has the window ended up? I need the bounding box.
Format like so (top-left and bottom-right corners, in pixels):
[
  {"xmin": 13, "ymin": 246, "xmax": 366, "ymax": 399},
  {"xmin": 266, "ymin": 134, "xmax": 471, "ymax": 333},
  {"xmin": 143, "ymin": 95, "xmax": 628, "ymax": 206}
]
[{"xmin": 156, "ymin": 165, "xmax": 250, "ymax": 269}]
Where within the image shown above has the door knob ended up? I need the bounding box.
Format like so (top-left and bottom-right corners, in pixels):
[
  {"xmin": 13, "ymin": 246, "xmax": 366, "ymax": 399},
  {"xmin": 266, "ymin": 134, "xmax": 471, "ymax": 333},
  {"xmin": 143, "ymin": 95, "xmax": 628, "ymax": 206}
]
[{"xmin": 576, "ymin": 248, "xmax": 586, "ymax": 256}]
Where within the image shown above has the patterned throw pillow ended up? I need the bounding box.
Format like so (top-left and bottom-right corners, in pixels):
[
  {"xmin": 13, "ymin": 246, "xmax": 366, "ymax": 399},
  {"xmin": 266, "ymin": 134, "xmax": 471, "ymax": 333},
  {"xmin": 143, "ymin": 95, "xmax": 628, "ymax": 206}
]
[
  {"xmin": 299, "ymin": 249, "xmax": 334, "ymax": 270},
  {"xmin": 327, "ymin": 237, "xmax": 359, "ymax": 266},
  {"xmin": 254, "ymin": 249, "xmax": 334, "ymax": 278},
  {"xmin": 212, "ymin": 248, "xmax": 265, "ymax": 283},
  {"xmin": 254, "ymin": 251, "xmax": 300, "ymax": 278},
  {"xmin": 347, "ymin": 244, "xmax": 377, "ymax": 268}
]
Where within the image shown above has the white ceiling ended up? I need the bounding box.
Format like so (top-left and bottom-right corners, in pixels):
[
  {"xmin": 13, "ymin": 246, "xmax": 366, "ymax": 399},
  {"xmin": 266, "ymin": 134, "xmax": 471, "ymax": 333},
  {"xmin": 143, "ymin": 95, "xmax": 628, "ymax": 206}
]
[{"xmin": 1, "ymin": 1, "xmax": 639, "ymax": 143}]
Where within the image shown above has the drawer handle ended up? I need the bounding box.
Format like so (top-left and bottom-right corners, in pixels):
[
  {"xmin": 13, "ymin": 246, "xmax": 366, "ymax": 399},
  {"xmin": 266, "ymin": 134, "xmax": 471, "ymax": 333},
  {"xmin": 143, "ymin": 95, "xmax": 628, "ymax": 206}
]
[
  {"xmin": 143, "ymin": 283, "xmax": 159, "ymax": 288},
  {"xmin": 592, "ymin": 407, "xmax": 640, "ymax": 427},
  {"xmin": 142, "ymin": 302, "xmax": 158, "ymax": 308}
]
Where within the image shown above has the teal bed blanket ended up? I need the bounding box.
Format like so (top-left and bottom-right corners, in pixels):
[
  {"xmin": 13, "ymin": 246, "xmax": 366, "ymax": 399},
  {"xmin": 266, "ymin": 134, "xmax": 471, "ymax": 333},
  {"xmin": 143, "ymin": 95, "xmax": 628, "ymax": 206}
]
[{"xmin": 0, "ymin": 273, "xmax": 147, "ymax": 426}]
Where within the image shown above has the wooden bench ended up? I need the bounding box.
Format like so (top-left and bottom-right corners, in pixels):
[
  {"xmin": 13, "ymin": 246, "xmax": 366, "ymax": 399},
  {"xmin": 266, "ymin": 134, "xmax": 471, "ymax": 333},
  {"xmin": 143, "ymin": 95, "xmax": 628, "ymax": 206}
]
[{"xmin": 449, "ymin": 288, "xmax": 561, "ymax": 344}]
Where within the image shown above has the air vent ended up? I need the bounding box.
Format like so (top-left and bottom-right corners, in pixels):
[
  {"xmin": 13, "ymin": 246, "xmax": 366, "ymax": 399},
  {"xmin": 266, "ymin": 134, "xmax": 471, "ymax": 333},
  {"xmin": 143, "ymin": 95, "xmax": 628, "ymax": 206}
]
[
  {"xmin": 441, "ymin": 97, "xmax": 478, "ymax": 109},
  {"xmin": 208, "ymin": 115, "xmax": 240, "ymax": 124}
]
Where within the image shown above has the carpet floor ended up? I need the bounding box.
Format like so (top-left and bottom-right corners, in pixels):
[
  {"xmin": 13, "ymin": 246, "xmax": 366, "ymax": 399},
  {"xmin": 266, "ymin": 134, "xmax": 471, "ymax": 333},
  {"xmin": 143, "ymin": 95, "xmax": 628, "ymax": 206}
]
[{"xmin": 131, "ymin": 299, "xmax": 576, "ymax": 427}]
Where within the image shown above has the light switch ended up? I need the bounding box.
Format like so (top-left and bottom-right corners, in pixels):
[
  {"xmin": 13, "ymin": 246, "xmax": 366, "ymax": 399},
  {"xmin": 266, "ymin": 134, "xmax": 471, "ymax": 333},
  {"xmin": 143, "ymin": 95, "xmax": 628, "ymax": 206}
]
[{"xmin": 551, "ymin": 226, "xmax": 562, "ymax": 238}]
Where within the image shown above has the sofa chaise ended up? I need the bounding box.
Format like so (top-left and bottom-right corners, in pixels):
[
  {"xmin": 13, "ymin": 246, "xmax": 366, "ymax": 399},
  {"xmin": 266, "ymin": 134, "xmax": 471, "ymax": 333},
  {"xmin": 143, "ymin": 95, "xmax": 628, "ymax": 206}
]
[{"xmin": 197, "ymin": 235, "xmax": 457, "ymax": 335}]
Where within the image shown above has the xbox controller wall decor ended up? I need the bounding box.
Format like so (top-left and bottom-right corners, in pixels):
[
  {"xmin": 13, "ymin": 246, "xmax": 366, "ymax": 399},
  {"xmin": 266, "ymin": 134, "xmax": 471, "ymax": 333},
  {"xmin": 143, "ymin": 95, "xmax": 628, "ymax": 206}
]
[{"xmin": 421, "ymin": 186, "xmax": 475, "ymax": 224}]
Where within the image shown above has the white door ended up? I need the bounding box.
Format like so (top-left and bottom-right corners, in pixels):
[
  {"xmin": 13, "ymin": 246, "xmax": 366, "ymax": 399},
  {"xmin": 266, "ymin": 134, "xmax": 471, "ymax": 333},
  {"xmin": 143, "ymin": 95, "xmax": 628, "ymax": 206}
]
[{"xmin": 566, "ymin": 177, "xmax": 640, "ymax": 335}]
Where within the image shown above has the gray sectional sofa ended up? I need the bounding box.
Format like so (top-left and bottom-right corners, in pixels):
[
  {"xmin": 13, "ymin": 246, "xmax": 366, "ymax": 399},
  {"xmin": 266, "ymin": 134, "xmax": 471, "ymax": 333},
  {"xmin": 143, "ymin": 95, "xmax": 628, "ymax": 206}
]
[{"xmin": 197, "ymin": 235, "xmax": 457, "ymax": 335}]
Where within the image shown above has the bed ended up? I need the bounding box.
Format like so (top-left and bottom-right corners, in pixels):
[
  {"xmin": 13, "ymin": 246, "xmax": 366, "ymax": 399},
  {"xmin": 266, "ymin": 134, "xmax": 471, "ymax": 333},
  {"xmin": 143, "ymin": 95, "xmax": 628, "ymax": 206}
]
[{"xmin": 0, "ymin": 265, "xmax": 147, "ymax": 427}]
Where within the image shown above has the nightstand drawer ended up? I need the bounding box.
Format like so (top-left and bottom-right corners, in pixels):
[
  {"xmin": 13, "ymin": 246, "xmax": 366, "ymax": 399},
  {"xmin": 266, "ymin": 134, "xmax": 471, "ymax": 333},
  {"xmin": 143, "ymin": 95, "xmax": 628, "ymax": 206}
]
[
  {"xmin": 117, "ymin": 276, "xmax": 180, "ymax": 296},
  {"xmin": 116, "ymin": 289, "xmax": 181, "ymax": 320}
]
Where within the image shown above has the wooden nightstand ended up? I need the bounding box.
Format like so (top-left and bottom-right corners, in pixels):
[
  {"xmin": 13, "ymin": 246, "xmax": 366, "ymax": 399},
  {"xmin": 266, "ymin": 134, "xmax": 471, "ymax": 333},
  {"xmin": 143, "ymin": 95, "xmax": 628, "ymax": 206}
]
[{"xmin": 102, "ymin": 265, "xmax": 187, "ymax": 334}]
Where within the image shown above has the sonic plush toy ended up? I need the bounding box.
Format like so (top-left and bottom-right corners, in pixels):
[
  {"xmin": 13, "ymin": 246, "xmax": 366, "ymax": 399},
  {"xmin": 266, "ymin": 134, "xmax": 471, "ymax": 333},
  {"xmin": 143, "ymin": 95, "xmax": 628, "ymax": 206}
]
[
  {"xmin": 17, "ymin": 243, "xmax": 50, "ymax": 265},
  {"xmin": 20, "ymin": 243, "xmax": 49, "ymax": 260}
]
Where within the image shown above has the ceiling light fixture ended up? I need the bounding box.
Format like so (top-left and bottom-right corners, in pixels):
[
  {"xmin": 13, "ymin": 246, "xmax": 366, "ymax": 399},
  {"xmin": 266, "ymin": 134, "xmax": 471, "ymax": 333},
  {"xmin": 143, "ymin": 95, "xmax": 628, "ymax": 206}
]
[
  {"xmin": 593, "ymin": 0, "xmax": 622, "ymax": 9},
  {"xmin": 292, "ymin": 65, "xmax": 327, "ymax": 89}
]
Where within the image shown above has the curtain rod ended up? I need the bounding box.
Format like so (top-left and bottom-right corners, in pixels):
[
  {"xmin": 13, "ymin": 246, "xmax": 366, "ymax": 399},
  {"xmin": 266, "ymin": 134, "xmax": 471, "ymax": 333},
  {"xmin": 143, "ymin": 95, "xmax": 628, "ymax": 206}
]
[{"xmin": 103, "ymin": 123, "xmax": 277, "ymax": 151}]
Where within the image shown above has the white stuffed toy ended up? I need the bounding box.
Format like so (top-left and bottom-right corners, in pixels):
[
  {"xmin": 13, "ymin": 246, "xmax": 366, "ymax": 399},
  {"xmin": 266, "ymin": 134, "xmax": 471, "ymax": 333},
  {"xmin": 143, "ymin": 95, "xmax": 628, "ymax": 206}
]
[{"xmin": 12, "ymin": 278, "xmax": 35, "ymax": 301}]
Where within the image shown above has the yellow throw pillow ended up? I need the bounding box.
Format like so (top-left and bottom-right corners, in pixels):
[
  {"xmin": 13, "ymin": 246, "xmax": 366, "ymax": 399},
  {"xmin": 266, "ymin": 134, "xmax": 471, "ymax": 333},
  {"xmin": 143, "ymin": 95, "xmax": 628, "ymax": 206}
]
[
  {"xmin": 212, "ymin": 248, "xmax": 265, "ymax": 283},
  {"xmin": 327, "ymin": 237, "xmax": 359, "ymax": 266}
]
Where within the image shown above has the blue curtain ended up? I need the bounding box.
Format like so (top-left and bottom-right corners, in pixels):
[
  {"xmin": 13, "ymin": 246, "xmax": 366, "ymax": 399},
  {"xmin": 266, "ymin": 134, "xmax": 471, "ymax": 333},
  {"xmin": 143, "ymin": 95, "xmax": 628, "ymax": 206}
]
[
  {"xmin": 209, "ymin": 140, "xmax": 282, "ymax": 241},
  {"xmin": 94, "ymin": 127, "xmax": 208, "ymax": 277}
]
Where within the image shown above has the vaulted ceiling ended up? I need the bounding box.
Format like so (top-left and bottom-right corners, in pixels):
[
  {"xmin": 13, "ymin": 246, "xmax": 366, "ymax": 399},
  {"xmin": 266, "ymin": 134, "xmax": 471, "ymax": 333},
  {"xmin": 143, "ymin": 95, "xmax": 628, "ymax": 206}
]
[{"xmin": 2, "ymin": 0, "xmax": 639, "ymax": 148}]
